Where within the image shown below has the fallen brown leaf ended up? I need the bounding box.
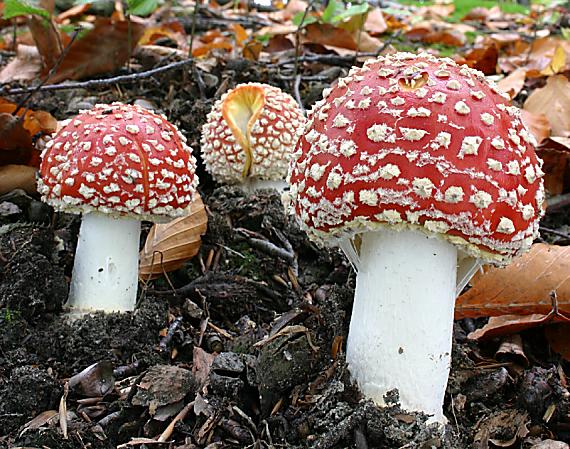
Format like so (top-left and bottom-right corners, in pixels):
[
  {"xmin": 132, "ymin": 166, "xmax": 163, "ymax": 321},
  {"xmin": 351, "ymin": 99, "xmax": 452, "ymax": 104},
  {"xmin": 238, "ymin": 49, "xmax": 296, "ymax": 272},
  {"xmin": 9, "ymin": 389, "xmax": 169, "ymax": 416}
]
[
  {"xmin": 29, "ymin": 16, "xmax": 62, "ymax": 70},
  {"xmin": 139, "ymin": 196, "xmax": 208, "ymax": 279},
  {"xmin": 524, "ymin": 75, "xmax": 570, "ymax": 138},
  {"xmin": 45, "ymin": 18, "xmax": 145, "ymax": 83},
  {"xmin": 364, "ymin": 8, "xmax": 387, "ymax": 35},
  {"xmin": 520, "ymin": 110, "xmax": 550, "ymax": 145},
  {"xmin": 458, "ymin": 44, "xmax": 498, "ymax": 75},
  {"xmin": 406, "ymin": 21, "xmax": 467, "ymax": 47},
  {"xmin": 0, "ymin": 113, "xmax": 33, "ymax": 152},
  {"xmin": 456, "ymin": 244, "xmax": 570, "ymax": 319},
  {"xmin": 0, "ymin": 45, "xmax": 42, "ymax": 83},
  {"xmin": 0, "ymin": 165, "xmax": 37, "ymax": 194},
  {"xmin": 545, "ymin": 324, "xmax": 570, "ymax": 361},
  {"xmin": 497, "ymin": 67, "xmax": 526, "ymax": 99},
  {"xmin": 302, "ymin": 23, "xmax": 380, "ymax": 52}
]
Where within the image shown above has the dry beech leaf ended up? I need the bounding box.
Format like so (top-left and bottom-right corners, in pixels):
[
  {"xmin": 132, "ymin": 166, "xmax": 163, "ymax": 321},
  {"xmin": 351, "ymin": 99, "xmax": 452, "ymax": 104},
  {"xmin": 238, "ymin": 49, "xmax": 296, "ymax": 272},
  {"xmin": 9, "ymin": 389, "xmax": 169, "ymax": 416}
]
[
  {"xmin": 303, "ymin": 23, "xmax": 380, "ymax": 52},
  {"xmin": 458, "ymin": 44, "xmax": 498, "ymax": 75},
  {"xmin": 497, "ymin": 67, "xmax": 526, "ymax": 99},
  {"xmin": 540, "ymin": 45, "xmax": 566, "ymax": 76},
  {"xmin": 0, "ymin": 44, "xmax": 42, "ymax": 83},
  {"xmin": 139, "ymin": 196, "xmax": 208, "ymax": 279},
  {"xmin": 455, "ymin": 244, "xmax": 570, "ymax": 319},
  {"xmin": 364, "ymin": 8, "xmax": 387, "ymax": 35},
  {"xmin": 520, "ymin": 110, "xmax": 550, "ymax": 145},
  {"xmin": 0, "ymin": 165, "xmax": 37, "ymax": 194},
  {"xmin": 46, "ymin": 18, "xmax": 145, "ymax": 83},
  {"xmin": 29, "ymin": 16, "xmax": 62, "ymax": 70},
  {"xmin": 406, "ymin": 21, "xmax": 468, "ymax": 47},
  {"xmin": 524, "ymin": 75, "xmax": 570, "ymax": 138}
]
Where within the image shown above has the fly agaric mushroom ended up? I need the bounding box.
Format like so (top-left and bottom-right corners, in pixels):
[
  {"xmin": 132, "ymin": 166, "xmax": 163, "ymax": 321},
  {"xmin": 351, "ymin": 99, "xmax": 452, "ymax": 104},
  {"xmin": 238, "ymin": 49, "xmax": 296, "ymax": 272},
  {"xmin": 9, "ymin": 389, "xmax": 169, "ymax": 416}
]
[
  {"xmin": 38, "ymin": 102, "xmax": 198, "ymax": 313},
  {"xmin": 287, "ymin": 52, "xmax": 544, "ymax": 423},
  {"xmin": 201, "ymin": 82, "xmax": 305, "ymax": 191}
]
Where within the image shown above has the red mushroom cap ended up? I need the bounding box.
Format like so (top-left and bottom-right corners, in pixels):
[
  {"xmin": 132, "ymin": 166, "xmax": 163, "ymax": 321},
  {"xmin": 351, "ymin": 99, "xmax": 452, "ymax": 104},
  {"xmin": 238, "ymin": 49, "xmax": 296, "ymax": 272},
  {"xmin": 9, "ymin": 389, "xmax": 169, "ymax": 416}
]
[
  {"xmin": 201, "ymin": 82, "xmax": 306, "ymax": 184},
  {"xmin": 287, "ymin": 52, "xmax": 545, "ymax": 264},
  {"xmin": 38, "ymin": 102, "xmax": 198, "ymax": 221}
]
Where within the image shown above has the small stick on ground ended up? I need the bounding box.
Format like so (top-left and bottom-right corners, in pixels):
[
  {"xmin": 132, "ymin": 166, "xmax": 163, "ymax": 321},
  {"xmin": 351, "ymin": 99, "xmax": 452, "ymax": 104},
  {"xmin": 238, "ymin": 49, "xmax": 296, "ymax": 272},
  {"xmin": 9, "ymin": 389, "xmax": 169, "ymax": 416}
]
[{"xmin": 158, "ymin": 400, "xmax": 195, "ymax": 442}]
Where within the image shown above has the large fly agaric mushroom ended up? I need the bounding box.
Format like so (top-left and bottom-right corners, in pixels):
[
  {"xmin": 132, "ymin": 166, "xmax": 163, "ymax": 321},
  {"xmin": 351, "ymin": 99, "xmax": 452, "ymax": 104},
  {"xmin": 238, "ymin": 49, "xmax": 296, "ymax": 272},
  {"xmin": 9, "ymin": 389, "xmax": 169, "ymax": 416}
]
[
  {"xmin": 287, "ymin": 52, "xmax": 544, "ymax": 422},
  {"xmin": 38, "ymin": 102, "xmax": 198, "ymax": 313},
  {"xmin": 201, "ymin": 82, "xmax": 305, "ymax": 191}
]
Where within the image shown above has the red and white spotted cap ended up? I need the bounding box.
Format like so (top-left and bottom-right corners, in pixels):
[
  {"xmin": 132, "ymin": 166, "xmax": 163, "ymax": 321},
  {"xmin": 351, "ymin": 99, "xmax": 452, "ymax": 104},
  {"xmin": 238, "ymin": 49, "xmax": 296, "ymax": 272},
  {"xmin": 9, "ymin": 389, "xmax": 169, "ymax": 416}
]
[
  {"xmin": 287, "ymin": 52, "xmax": 545, "ymax": 264},
  {"xmin": 38, "ymin": 102, "xmax": 198, "ymax": 221},
  {"xmin": 201, "ymin": 82, "xmax": 306, "ymax": 184}
]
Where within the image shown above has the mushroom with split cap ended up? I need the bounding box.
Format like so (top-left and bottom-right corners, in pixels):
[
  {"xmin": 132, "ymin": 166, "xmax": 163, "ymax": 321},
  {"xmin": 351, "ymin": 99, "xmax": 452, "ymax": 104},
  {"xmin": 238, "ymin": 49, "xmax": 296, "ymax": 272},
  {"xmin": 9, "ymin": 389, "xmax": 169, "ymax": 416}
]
[
  {"xmin": 286, "ymin": 52, "xmax": 545, "ymax": 423},
  {"xmin": 38, "ymin": 102, "xmax": 198, "ymax": 314},
  {"xmin": 201, "ymin": 82, "xmax": 306, "ymax": 192}
]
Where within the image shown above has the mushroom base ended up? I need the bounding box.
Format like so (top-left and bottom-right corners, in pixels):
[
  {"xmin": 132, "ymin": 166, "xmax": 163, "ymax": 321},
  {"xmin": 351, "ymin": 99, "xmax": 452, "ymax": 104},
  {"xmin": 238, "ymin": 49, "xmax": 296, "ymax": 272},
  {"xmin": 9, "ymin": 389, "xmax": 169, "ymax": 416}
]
[
  {"xmin": 346, "ymin": 228, "xmax": 457, "ymax": 423},
  {"xmin": 67, "ymin": 212, "xmax": 142, "ymax": 313},
  {"xmin": 241, "ymin": 177, "xmax": 288, "ymax": 193}
]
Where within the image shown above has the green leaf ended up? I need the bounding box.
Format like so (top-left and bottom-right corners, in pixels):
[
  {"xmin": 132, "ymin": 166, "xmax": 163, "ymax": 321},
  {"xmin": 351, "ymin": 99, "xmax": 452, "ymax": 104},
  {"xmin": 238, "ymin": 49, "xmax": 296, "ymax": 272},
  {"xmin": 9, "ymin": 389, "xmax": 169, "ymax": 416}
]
[
  {"xmin": 562, "ymin": 27, "xmax": 570, "ymax": 41},
  {"xmin": 3, "ymin": 0, "xmax": 50, "ymax": 19},
  {"xmin": 321, "ymin": 0, "xmax": 342, "ymax": 23},
  {"xmin": 292, "ymin": 11, "xmax": 318, "ymax": 27},
  {"xmin": 126, "ymin": 0, "xmax": 158, "ymax": 16},
  {"xmin": 331, "ymin": 2, "xmax": 368, "ymax": 23}
]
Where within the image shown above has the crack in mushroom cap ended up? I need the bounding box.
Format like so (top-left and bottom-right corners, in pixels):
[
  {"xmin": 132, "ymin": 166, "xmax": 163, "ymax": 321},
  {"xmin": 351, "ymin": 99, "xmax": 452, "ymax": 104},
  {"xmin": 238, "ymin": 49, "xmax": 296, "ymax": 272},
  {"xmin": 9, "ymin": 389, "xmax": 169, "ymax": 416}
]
[
  {"xmin": 38, "ymin": 102, "xmax": 199, "ymax": 222},
  {"xmin": 286, "ymin": 52, "xmax": 545, "ymax": 265},
  {"xmin": 201, "ymin": 82, "xmax": 306, "ymax": 184}
]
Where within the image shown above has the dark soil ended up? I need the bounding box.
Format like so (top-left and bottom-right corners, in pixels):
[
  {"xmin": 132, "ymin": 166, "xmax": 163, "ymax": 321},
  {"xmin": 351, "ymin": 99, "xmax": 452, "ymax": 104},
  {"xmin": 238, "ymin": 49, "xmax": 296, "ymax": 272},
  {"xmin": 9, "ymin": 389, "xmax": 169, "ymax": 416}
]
[{"xmin": 0, "ymin": 56, "xmax": 569, "ymax": 449}]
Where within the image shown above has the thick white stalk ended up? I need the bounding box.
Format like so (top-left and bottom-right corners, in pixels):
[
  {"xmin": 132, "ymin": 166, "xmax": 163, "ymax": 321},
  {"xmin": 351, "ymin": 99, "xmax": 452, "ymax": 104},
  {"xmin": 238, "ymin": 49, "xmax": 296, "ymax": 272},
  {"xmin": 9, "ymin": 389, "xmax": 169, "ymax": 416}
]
[
  {"xmin": 345, "ymin": 228, "xmax": 457, "ymax": 423},
  {"xmin": 241, "ymin": 177, "xmax": 288, "ymax": 193},
  {"xmin": 67, "ymin": 213, "xmax": 141, "ymax": 313}
]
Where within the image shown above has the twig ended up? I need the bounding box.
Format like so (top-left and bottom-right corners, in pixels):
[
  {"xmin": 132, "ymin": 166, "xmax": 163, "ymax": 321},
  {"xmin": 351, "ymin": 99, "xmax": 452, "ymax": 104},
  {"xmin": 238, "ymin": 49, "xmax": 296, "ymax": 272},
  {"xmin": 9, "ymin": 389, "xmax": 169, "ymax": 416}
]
[
  {"xmin": 293, "ymin": 73, "xmax": 304, "ymax": 112},
  {"xmin": 292, "ymin": 0, "xmax": 317, "ymax": 80},
  {"xmin": 188, "ymin": 0, "xmax": 201, "ymax": 58},
  {"xmin": 13, "ymin": 26, "xmax": 81, "ymax": 114},
  {"xmin": 540, "ymin": 226, "xmax": 570, "ymax": 240},
  {"xmin": 158, "ymin": 400, "xmax": 195, "ymax": 442},
  {"xmin": 1, "ymin": 58, "xmax": 195, "ymax": 96}
]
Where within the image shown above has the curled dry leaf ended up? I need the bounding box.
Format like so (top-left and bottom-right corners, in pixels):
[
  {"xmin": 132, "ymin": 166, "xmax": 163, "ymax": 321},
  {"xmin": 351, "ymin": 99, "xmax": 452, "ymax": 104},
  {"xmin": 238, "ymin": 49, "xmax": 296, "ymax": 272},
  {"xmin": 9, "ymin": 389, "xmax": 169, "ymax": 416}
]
[
  {"xmin": 458, "ymin": 44, "xmax": 499, "ymax": 75},
  {"xmin": 0, "ymin": 165, "xmax": 37, "ymax": 194},
  {"xmin": 46, "ymin": 18, "xmax": 145, "ymax": 83},
  {"xmin": 497, "ymin": 67, "xmax": 526, "ymax": 99},
  {"xmin": 524, "ymin": 75, "xmax": 570, "ymax": 138},
  {"xmin": 456, "ymin": 244, "xmax": 570, "ymax": 319},
  {"xmin": 406, "ymin": 21, "xmax": 468, "ymax": 47},
  {"xmin": 520, "ymin": 109, "xmax": 550, "ymax": 145},
  {"xmin": 139, "ymin": 195, "xmax": 208, "ymax": 279},
  {"xmin": 0, "ymin": 44, "xmax": 42, "ymax": 83}
]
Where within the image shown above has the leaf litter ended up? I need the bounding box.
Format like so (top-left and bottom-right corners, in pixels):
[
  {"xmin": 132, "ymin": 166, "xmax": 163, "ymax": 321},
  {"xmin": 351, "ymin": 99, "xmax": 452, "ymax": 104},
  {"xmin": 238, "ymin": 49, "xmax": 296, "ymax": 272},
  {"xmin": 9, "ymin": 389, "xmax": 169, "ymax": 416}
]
[{"xmin": 0, "ymin": 0, "xmax": 569, "ymax": 447}]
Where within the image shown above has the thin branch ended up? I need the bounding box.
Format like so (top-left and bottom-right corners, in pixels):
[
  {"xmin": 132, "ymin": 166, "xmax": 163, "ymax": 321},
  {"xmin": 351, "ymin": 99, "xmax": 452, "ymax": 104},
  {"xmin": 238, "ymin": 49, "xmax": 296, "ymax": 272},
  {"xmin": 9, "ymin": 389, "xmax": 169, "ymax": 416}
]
[
  {"xmin": 13, "ymin": 26, "xmax": 81, "ymax": 114},
  {"xmin": 188, "ymin": 0, "xmax": 201, "ymax": 58},
  {"xmin": 1, "ymin": 58, "xmax": 195, "ymax": 96},
  {"xmin": 293, "ymin": 0, "xmax": 317, "ymax": 80}
]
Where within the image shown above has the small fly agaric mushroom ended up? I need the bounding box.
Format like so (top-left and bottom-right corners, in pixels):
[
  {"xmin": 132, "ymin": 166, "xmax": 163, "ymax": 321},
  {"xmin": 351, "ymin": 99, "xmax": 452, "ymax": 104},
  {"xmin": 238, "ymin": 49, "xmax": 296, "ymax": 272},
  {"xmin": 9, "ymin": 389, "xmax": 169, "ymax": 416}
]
[
  {"xmin": 287, "ymin": 52, "xmax": 544, "ymax": 422},
  {"xmin": 201, "ymin": 82, "xmax": 305, "ymax": 191},
  {"xmin": 38, "ymin": 102, "xmax": 198, "ymax": 313}
]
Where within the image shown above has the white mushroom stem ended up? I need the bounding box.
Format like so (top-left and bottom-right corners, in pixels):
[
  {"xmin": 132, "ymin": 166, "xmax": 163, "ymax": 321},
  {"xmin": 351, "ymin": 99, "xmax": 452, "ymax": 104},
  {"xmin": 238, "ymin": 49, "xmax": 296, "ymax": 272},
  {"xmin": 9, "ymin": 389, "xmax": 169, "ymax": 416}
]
[
  {"xmin": 67, "ymin": 212, "xmax": 142, "ymax": 313},
  {"xmin": 345, "ymin": 228, "xmax": 457, "ymax": 423},
  {"xmin": 240, "ymin": 177, "xmax": 288, "ymax": 193}
]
